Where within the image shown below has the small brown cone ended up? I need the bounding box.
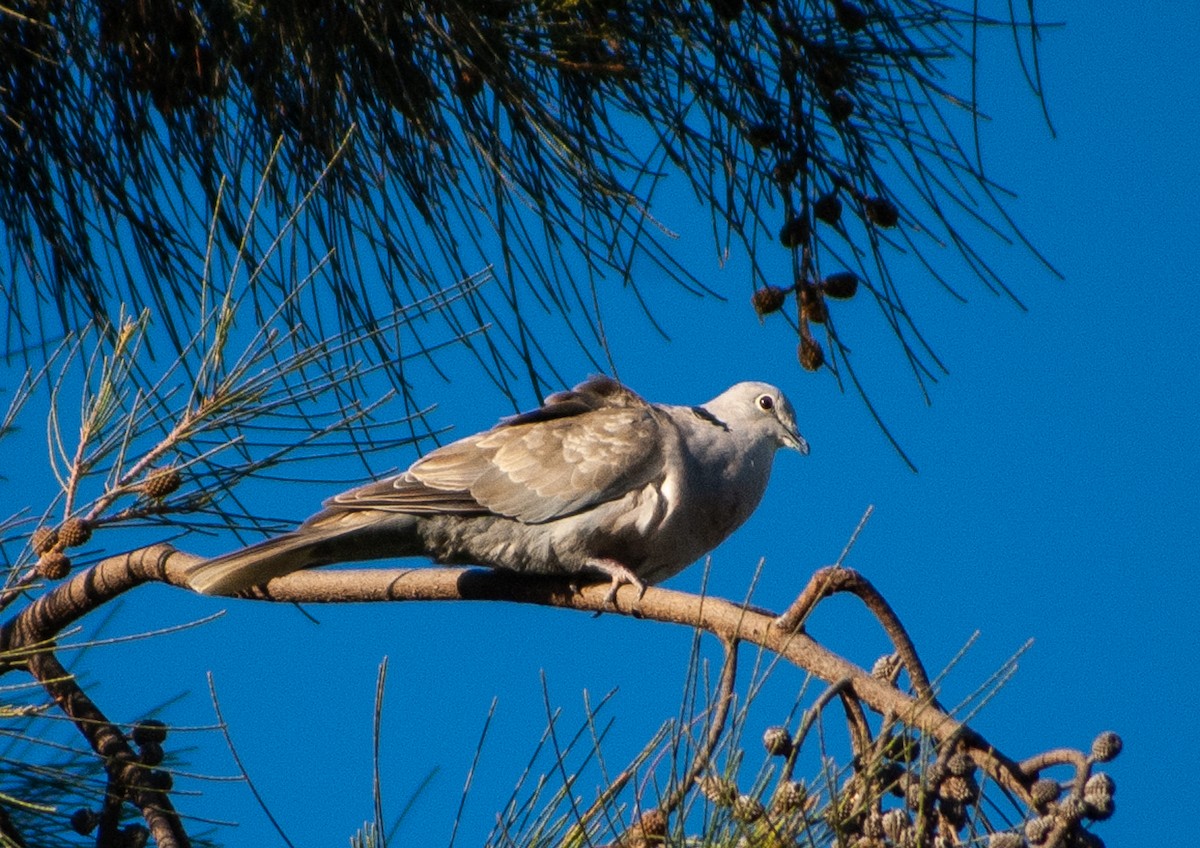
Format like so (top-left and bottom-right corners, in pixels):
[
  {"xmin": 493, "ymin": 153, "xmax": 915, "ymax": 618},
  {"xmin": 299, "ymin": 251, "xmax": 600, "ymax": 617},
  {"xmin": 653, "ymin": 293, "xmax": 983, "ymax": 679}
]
[
  {"xmin": 799, "ymin": 285, "xmax": 827, "ymax": 324},
  {"xmin": 132, "ymin": 719, "xmax": 169, "ymax": 746},
  {"xmin": 762, "ymin": 725, "xmax": 793, "ymax": 756},
  {"xmin": 144, "ymin": 770, "xmax": 173, "ymax": 792},
  {"xmin": 138, "ymin": 741, "xmax": 165, "ymax": 767},
  {"xmin": 771, "ymin": 159, "xmax": 797, "ymax": 186},
  {"xmin": 937, "ymin": 774, "xmax": 978, "ymax": 803},
  {"xmin": 58, "ymin": 517, "xmax": 92, "ymax": 548},
  {"xmin": 455, "ymin": 67, "xmax": 483, "ymax": 99},
  {"xmin": 779, "ymin": 213, "xmax": 811, "ymax": 248},
  {"xmin": 751, "ymin": 286, "xmax": 789, "ymax": 316},
  {"xmin": 836, "ymin": 1, "xmax": 868, "ymax": 32},
  {"xmin": 143, "ymin": 467, "xmax": 183, "ymax": 499},
  {"xmin": 881, "ymin": 808, "xmax": 910, "ymax": 842},
  {"xmin": 822, "ymin": 271, "xmax": 859, "ymax": 299},
  {"xmin": 1083, "ymin": 772, "xmax": 1115, "ymax": 803},
  {"xmin": 631, "ymin": 808, "xmax": 667, "ymax": 840},
  {"xmin": 1030, "ymin": 778, "xmax": 1061, "ymax": 809},
  {"xmin": 37, "ymin": 552, "xmax": 71, "ymax": 580},
  {"xmin": 70, "ymin": 809, "xmax": 98, "ymax": 836},
  {"xmin": 1024, "ymin": 816, "xmax": 1053, "ymax": 844},
  {"xmin": 827, "ymin": 91, "xmax": 854, "ymax": 123},
  {"xmin": 746, "ymin": 123, "xmax": 781, "ymax": 150},
  {"xmin": 696, "ymin": 775, "xmax": 736, "ymax": 806},
  {"xmin": 946, "ymin": 752, "xmax": 973, "ymax": 777},
  {"xmin": 31, "ymin": 526, "xmax": 58, "ymax": 555},
  {"xmin": 799, "ymin": 336, "xmax": 825, "ymax": 371},
  {"xmin": 864, "ymin": 196, "xmax": 899, "ymax": 228},
  {"xmin": 731, "ymin": 795, "xmax": 764, "ymax": 822},
  {"xmin": 772, "ymin": 780, "xmax": 808, "ymax": 813},
  {"xmin": 814, "ymin": 192, "xmax": 842, "ymax": 225},
  {"xmin": 1089, "ymin": 731, "xmax": 1122, "ymax": 762}
]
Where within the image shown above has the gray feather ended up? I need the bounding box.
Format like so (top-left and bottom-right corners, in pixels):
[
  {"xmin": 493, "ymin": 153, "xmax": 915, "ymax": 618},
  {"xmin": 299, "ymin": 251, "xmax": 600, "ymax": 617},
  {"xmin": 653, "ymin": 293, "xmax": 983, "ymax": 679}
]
[{"xmin": 187, "ymin": 511, "xmax": 422, "ymax": 594}]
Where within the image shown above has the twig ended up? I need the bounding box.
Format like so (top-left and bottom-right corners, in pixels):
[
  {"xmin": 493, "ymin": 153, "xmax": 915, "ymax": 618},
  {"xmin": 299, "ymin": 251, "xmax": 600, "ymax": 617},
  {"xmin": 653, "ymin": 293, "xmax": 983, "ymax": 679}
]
[
  {"xmin": 664, "ymin": 637, "xmax": 739, "ymax": 814},
  {"xmin": 372, "ymin": 657, "xmax": 388, "ymax": 846},
  {"xmin": 838, "ymin": 688, "xmax": 874, "ymax": 764},
  {"xmin": 774, "ymin": 566, "xmax": 937, "ymax": 706},
  {"xmin": 835, "ymin": 505, "xmax": 875, "ymax": 567},
  {"xmin": 561, "ymin": 708, "xmax": 667, "ymax": 846},
  {"xmin": 97, "ymin": 772, "xmax": 125, "ymax": 847},
  {"xmin": 448, "ymin": 696, "xmax": 499, "ymax": 848},
  {"xmin": 602, "ymin": 635, "xmax": 739, "ymax": 847},
  {"xmin": 783, "ymin": 677, "xmax": 852, "ymax": 783},
  {"xmin": 1018, "ymin": 748, "xmax": 1090, "ymax": 783},
  {"xmin": 206, "ymin": 674, "xmax": 297, "ymax": 848}
]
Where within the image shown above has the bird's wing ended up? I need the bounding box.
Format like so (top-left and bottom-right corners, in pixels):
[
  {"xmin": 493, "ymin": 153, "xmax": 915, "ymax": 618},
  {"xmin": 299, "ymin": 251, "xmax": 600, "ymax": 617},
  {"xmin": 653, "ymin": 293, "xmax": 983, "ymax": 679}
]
[
  {"xmin": 498, "ymin": 374, "xmax": 649, "ymax": 425},
  {"xmin": 323, "ymin": 376, "xmax": 668, "ymax": 524}
]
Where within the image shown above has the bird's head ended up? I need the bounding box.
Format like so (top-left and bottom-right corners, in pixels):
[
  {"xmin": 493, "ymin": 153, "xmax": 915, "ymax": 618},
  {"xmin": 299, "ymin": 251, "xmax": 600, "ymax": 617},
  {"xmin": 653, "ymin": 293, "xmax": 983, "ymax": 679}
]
[{"xmin": 703, "ymin": 382, "xmax": 809, "ymax": 455}]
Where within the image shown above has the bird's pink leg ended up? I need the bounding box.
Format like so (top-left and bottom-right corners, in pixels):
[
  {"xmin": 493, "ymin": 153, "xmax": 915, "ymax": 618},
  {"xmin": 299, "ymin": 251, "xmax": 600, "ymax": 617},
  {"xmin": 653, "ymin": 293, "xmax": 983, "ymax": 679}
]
[{"xmin": 586, "ymin": 558, "xmax": 646, "ymax": 605}]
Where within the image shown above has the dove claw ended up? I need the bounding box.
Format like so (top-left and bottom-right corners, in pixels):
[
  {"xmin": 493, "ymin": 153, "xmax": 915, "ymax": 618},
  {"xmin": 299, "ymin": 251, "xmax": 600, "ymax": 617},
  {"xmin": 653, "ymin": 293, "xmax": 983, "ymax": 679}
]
[{"xmin": 588, "ymin": 558, "xmax": 645, "ymax": 608}]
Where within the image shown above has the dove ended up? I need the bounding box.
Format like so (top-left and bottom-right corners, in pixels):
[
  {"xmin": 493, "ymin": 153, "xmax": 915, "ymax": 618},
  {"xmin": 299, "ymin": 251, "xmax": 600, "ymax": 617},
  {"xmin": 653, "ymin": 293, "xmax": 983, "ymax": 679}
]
[{"xmin": 185, "ymin": 376, "xmax": 808, "ymax": 599}]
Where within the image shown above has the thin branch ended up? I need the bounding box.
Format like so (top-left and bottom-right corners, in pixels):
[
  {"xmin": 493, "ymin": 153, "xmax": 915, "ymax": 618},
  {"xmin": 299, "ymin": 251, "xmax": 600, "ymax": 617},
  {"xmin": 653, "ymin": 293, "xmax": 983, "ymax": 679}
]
[
  {"xmin": 644, "ymin": 635, "xmax": 739, "ymax": 832},
  {"xmin": 206, "ymin": 674, "xmax": 297, "ymax": 848},
  {"xmin": 1018, "ymin": 748, "xmax": 1090, "ymax": 782},
  {"xmin": 782, "ymin": 676, "xmax": 854, "ymax": 784},
  {"xmin": 372, "ymin": 657, "xmax": 388, "ymax": 847},
  {"xmin": 774, "ymin": 565, "xmax": 937, "ymax": 706}
]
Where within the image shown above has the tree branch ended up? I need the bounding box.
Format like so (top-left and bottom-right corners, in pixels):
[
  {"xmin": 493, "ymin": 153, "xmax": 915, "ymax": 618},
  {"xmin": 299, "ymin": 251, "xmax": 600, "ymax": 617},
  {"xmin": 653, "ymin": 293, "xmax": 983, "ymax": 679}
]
[
  {"xmin": 0, "ymin": 545, "xmax": 1047, "ymax": 814},
  {"xmin": 0, "ymin": 543, "xmax": 1124, "ymax": 848},
  {"xmin": 775, "ymin": 565, "xmax": 937, "ymax": 705},
  {"xmin": 24, "ymin": 649, "xmax": 189, "ymax": 848}
]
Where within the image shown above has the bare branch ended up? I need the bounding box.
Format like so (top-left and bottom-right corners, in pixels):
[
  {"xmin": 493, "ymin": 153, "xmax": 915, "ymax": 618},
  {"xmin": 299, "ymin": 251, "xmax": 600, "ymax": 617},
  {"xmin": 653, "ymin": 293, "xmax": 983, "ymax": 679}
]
[
  {"xmin": 23, "ymin": 650, "xmax": 188, "ymax": 848},
  {"xmin": 0, "ymin": 545, "xmax": 1066, "ymax": 819},
  {"xmin": 775, "ymin": 565, "xmax": 936, "ymax": 705}
]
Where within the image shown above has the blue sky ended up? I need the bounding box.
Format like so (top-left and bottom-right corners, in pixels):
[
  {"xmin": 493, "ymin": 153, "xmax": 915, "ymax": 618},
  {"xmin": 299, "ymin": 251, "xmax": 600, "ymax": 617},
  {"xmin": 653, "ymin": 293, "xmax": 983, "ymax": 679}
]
[{"xmin": 8, "ymin": 3, "xmax": 1198, "ymax": 845}]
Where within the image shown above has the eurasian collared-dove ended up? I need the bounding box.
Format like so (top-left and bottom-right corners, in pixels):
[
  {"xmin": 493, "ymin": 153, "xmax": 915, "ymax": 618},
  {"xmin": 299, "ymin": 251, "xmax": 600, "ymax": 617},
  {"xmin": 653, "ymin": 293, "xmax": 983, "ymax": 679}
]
[{"xmin": 185, "ymin": 376, "xmax": 808, "ymax": 598}]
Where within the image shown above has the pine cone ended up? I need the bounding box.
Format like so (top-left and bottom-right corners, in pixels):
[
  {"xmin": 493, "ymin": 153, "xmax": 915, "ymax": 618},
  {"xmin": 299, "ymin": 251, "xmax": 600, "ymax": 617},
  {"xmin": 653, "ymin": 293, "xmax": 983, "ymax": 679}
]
[
  {"xmin": 58, "ymin": 517, "xmax": 92, "ymax": 548},
  {"xmin": 143, "ymin": 467, "xmax": 183, "ymax": 499},
  {"xmin": 799, "ymin": 336, "xmax": 825, "ymax": 371}
]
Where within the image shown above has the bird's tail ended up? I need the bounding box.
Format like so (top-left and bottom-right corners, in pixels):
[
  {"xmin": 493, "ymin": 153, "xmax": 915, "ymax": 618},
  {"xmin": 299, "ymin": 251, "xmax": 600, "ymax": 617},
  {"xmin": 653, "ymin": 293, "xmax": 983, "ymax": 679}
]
[
  {"xmin": 185, "ymin": 511, "xmax": 420, "ymax": 595},
  {"xmin": 184, "ymin": 530, "xmax": 334, "ymax": 595}
]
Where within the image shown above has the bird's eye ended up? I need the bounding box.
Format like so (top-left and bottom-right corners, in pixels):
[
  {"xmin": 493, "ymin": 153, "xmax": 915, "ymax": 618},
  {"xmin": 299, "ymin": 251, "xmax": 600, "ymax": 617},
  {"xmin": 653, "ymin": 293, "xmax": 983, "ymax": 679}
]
[{"xmin": 757, "ymin": 394, "xmax": 775, "ymax": 412}]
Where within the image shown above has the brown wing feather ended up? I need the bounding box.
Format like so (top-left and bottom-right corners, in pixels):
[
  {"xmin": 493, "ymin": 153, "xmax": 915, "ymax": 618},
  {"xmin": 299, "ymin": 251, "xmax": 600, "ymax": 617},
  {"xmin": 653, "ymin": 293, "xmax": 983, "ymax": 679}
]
[
  {"xmin": 461, "ymin": 407, "xmax": 663, "ymax": 522},
  {"xmin": 323, "ymin": 377, "xmax": 665, "ymax": 524},
  {"xmin": 499, "ymin": 375, "xmax": 648, "ymax": 426},
  {"xmin": 321, "ymin": 475, "xmax": 484, "ymax": 516}
]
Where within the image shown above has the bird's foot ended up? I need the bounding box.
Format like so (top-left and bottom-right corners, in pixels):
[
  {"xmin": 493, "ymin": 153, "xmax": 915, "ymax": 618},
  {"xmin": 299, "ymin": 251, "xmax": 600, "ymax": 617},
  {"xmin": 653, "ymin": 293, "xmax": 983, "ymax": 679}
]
[{"xmin": 587, "ymin": 559, "xmax": 646, "ymax": 607}]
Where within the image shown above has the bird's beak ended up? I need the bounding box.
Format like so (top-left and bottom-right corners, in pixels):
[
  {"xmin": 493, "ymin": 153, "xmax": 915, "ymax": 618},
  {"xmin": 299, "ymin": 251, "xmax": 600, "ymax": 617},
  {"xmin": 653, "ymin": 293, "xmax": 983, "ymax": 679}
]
[{"xmin": 784, "ymin": 428, "xmax": 810, "ymax": 455}]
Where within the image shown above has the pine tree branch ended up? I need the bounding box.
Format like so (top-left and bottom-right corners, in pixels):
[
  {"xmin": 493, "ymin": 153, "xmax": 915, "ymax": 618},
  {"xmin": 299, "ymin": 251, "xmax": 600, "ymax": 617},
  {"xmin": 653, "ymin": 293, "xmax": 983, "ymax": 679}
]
[{"xmin": 24, "ymin": 649, "xmax": 188, "ymax": 848}]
